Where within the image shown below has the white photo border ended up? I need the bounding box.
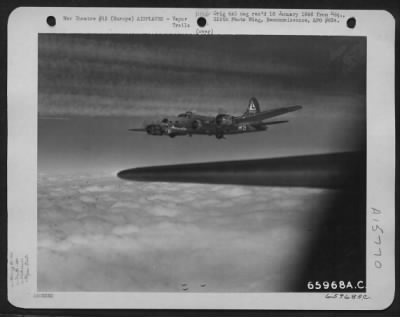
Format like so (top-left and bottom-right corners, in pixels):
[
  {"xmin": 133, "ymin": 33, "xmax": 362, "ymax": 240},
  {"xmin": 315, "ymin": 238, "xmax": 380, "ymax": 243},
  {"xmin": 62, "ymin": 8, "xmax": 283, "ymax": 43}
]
[{"xmin": 7, "ymin": 7, "xmax": 395, "ymax": 309}]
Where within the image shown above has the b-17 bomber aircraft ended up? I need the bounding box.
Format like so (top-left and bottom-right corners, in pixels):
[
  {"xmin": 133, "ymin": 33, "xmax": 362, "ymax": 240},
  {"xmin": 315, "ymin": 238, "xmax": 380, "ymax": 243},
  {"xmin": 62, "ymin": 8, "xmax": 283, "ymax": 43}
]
[{"xmin": 129, "ymin": 97, "xmax": 302, "ymax": 139}]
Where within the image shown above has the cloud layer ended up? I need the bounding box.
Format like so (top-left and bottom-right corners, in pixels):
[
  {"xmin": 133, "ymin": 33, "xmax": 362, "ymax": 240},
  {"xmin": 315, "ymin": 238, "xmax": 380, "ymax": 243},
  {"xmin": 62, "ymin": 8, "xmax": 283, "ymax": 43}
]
[{"xmin": 38, "ymin": 173, "xmax": 334, "ymax": 292}]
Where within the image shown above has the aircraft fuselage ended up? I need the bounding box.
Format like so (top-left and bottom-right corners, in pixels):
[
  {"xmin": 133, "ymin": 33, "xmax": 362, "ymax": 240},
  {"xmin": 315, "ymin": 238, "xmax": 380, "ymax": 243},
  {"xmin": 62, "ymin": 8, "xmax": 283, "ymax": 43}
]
[{"xmin": 132, "ymin": 97, "xmax": 301, "ymax": 139}]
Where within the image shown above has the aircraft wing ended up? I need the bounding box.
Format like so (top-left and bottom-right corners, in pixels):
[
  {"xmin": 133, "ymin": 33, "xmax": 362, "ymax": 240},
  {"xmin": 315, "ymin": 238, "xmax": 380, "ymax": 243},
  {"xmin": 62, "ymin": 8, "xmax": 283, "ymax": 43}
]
[
  {"xmin": 128, "ymin": 128, "xmax": 146, "ymax": 132},
  {"xmin": 118, "ymin": 152, "xmax": 364, "ymax": 189},
  {"xmin": 235, "ymin": 105, "xmax": 302, "ymax": 124}
]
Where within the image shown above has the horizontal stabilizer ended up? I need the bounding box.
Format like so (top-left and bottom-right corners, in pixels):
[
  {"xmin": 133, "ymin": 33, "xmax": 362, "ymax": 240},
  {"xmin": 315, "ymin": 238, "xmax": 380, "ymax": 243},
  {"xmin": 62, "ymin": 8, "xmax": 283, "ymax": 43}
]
[
  {"xmin": 261, "ymin": 120, "xmax": 289, "ymax": 125},
  {"xmin": 236, "ymin": 105, "xmax": 302, "ymax": 124}
]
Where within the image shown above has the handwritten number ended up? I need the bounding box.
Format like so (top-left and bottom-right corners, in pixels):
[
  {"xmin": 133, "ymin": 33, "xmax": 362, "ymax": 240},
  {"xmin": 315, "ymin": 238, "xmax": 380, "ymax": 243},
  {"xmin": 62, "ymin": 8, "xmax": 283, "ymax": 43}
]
[
  {"xmin": 372, "ymin": 224, "xmax": 384, "ymax": 234},
  {"xmin": 373, "ymin": 248, "xmax": 382, "ymax": 256},
  {"xmin": 371, "ymin": 208, "xmax": 381, "ymax": 215},
  {"xmin": 375, "ymin": 260, "xmax": 382, "ymax": 269}
]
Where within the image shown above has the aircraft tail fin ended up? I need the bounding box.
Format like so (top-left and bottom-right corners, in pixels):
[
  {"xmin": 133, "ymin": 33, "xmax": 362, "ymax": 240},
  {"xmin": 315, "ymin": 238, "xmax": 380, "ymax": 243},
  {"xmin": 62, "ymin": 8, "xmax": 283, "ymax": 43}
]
[{"xmin": 244, "ymin": 97, "xmax": 261, "ymax": 116}]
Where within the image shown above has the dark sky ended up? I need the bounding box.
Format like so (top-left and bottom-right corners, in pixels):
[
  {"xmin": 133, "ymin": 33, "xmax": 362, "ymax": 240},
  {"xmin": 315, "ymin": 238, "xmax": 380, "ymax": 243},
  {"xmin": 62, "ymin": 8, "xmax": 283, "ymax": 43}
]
[{"xmin": 38, "ymin": 34, "xmax": 366, "ymax": 173}]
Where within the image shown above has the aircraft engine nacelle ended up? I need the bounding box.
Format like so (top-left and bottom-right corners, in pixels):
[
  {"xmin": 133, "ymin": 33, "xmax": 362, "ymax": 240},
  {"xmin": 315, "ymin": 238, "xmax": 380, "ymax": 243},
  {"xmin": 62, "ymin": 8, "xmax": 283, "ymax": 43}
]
[
  {"xmin": 216, "ymin": 114, "xmax": 234, "ymax": 127},
  {"xmin": 146, "ymin": 124, "xmax": 164, "ymax": 136},
  {"xmin": 192, "ymin": 120, "xmax": 202, "ymax": 130}
]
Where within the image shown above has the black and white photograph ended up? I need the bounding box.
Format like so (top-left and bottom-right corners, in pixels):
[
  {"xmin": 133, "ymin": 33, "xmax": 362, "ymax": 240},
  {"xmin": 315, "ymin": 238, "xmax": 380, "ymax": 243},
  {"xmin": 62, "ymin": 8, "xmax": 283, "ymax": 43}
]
[
  {"xmin": 37, "ymin": 34, "xmax": 366, "ymax": 292},
  {"xmin": 7, "ymin": 7, "xmax": 395, "ymax": 309}
]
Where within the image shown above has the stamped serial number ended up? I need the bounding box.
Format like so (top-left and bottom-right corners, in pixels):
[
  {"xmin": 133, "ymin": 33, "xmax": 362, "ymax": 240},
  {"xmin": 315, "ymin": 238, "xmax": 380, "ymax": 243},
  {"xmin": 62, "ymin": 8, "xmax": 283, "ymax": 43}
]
[
  {"xmin": 307, "ymin": 280, "xmax": 365, "ymax": 291},
  {"xmin": 33, "ymin": 293, "xmax": 54, "ymax": 298},
  {"xmin": 325, "ymin": 293, "xmax": 370, "ymax": 300}
]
